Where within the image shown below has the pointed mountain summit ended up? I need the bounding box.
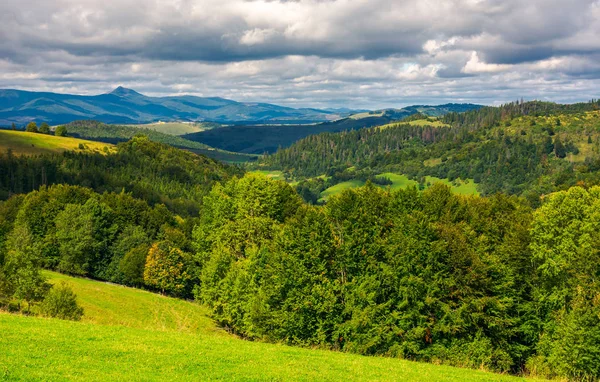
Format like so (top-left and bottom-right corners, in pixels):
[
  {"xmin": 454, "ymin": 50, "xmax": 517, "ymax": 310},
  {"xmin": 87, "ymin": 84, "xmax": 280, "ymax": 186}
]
[{"xmin": 109, "ymin": 86, "xmax": 144, "ymax": 98}]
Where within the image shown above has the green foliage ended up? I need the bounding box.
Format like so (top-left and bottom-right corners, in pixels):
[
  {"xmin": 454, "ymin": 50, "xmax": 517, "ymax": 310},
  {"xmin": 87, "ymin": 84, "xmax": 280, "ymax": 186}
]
[
  {"xmin": 194, "ymin": 178, "xmax": 535, "ymax": 373},
  {"xmin": 0, "ymin": 271, "xmax": 523, "ymax": 381},
  {"xmin": 64, "ymin": 120, "xmax": 256, "ymax": 163},
  {"xmin": 39, "ymin": 122, "xmax": 50, "ymax": 134},
  {"xmin": 258, "ymin": 102, "xmax": 600, "ymax": 203},
  {"xmin": 143, "ymin": 241, "xmax": 192, "ymax": 296},
  {"xmin": 54, "ymin": 125, "xmax": 67, "ymax": 137},
  {"xmin": 54, "ymin": 198, "xmax": 117, "ymax": 276},
  {"xmin": 39, "ymin": 281, "xmax": 84, "ymax": 321},
  {"xmin": 25, "ymin": 122, "xmax": 38, "ymax": 133},
  {"xmin": 0, "ymin": 135, "xmax": 242, "ymax": 216},
  {"xmin": 1, "ymin": 225, "xmax": 51, "ymax": 309},
  {"xmin": 530, "ymin": 186, "xmax": 600, "ymax": 380},
  {"xmin": 118, "ymin": 244, "xmax": 150, "ymax": 287}
]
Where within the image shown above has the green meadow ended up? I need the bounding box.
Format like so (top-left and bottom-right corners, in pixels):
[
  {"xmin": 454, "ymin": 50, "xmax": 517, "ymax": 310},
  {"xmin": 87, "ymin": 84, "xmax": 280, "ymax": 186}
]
[
  {"xmin": 0, "ymin": 271, "xmax": 531, "ymax": 381},
  {"xmin": 0, "ymin": 130, "xmax": 115, "ymax": 156}
]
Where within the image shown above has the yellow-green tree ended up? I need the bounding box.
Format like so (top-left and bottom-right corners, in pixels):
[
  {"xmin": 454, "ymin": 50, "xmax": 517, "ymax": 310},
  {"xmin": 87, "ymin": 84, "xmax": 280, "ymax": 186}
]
[
  {"xmin": 25, "ymin": 122, "xmax": 38, "ymax": 133},
  {"xmin": 143, "ymin": 241, "xmax": 191, "ymax": 296}
]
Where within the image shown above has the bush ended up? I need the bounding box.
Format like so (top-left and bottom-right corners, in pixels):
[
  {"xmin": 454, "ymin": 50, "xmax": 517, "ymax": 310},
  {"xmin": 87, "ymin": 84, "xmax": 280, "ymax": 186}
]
[
  {"xmin": 39, "ymin": 282, "xmax": 84, "ymax": 321},
  {"xmin": 54, "ymin": 125, "xmax": 67, "ymax": 137}
]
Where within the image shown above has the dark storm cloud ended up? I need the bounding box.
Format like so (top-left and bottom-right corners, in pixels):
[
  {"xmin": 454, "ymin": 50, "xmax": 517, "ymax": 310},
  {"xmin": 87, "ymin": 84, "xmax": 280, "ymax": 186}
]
[{"xmin": 0, "ymin": 0, "xmax": 599, "ymax": 108}]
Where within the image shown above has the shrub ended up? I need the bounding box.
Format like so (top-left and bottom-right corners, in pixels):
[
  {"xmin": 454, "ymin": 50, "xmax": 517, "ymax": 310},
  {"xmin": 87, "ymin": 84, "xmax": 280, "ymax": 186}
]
[
  {"xmin": 54, "ymin": 125, "xmax": 67, "ymax": 136},
  {"xmin": 40, "ymin": 282, "xmax": 84, "ymax": 321}
]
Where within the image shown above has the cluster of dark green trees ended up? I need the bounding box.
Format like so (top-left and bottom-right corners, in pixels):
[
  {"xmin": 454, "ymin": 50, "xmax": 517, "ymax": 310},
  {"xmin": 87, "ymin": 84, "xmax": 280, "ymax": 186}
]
[
  {"xmin": 260, "ymin": 100, "xmax": 600, "ymax": 205},
  {"xmin": 22, "ymin": 122, "xmax": 67, "ymax": 136}
]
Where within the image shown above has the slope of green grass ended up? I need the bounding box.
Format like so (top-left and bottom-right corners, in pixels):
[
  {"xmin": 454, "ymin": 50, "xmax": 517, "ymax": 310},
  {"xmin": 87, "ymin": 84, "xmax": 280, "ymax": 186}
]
[
  {"xmin": 44, "ymin": 271, "xmax": 217, "ymax": 334},
  {"xmin": 377, "ymin": 173, "xmax": 419, "ymax": 190},
  {"xmin": 424, "ymin": 176, "xmax": 479, "ymax": 195},
  {"xmin": 0, "ymin": 130, "xmax": 115, "ymax": 156},
  {"xmin": 0, "ymin": 271, "xmax": 531, "ymax": 381},
  {"xmin": 319, "ymin": 179, "xmax": 365, "ymax": 201}
]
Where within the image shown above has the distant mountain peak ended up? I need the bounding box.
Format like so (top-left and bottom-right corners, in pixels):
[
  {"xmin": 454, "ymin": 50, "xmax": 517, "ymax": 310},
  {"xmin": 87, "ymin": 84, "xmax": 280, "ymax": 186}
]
[{"xmin": 109, "ymin": 86, "xmax": 144, "ymax": 97}]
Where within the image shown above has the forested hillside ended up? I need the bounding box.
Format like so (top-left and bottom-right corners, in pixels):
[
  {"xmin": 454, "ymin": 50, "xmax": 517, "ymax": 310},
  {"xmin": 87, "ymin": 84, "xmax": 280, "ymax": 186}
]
[
  {"xmin": 183, "ymin": 104, "xmax": 481, "ymax": 154},
  {"xmin": 63, "ymin": 120, "xmax": 257, "ymax": 163},
  {"xmin": 3, "ymin": 169, "xmax": 600, "ymax": 380},
  {"xmin": 0, "ymin": 135, "xmax": 242, "ymax": 215},
  {"xmin": 259, "ymin": 100, "xmax": 600, "ymax": 204}
]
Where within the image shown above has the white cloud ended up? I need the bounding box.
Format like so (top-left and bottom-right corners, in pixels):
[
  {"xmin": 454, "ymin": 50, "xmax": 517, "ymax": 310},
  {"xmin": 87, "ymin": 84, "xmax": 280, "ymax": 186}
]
[{"xmin": 0, "ymin": 0, "xmax": 599, "ymax": 108}]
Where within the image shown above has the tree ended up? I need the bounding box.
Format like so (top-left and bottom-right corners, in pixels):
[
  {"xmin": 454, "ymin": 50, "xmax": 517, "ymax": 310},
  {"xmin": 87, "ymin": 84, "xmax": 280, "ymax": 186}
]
[
  {"xmin": 11, "ymin": 123, "xmax": 16, "ymax": 131},
  {"xmin": 554, "ymin": 136, "xmax": 566, "ymax": 158},
  {"xmin": 119, "ymin": 244, "xmax": 149, "ymax": 286},
  {"xmin": 54, "ymin": 125, "xmax": 67, "ymax": 137},
  {"xmin": 144, "ymin": 241, "xmax": 191, "ymax": 296},
  {"xmin": 40, "ymin": 281, "xmax": 84, "ymax": 321},
  {"xmin": 2, "ymin": 225, "xmax": 50, "ymax": 311},
  {"xmin": 25, "ymin": 122, "xmax": 38, "ymax": 133},
  {"xmin": 54, "ymin": 198, "xmax": 116, "ymax": 276},
  {"xmin": 530, "ymin": 186, "xmax": 600, "ymax": 380},
  {"xmin": 39, "ymin": 122, "xmax": 50, "ymax": 134},
  {"xmin": 544, "ymin": 136, "xmax": 554, "ymax": 154}
]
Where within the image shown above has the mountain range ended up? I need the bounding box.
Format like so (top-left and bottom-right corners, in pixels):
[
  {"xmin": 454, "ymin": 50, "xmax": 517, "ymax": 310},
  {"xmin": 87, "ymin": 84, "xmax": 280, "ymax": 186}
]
[{"xmin": 0, "ymin": 87, "xmax": 354, "ymax": 125}]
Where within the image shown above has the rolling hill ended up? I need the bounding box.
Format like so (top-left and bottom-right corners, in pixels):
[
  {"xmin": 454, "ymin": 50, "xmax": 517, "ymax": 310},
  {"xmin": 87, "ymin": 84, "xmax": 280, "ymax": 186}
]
[
  {"xmin": 0, "ymin": 87, "xmax": 352, "ymax": 126},
  {"xmin": 183, "ymin": 104, "xmax": 480, "ymax": 154},
  {"xmin": 0, "ymin": 130, "xmax": 115, "ymax": 156},
  {"xmin": 0, "ymin": 271, "xmax": 530, "ymax": 381},
  {"xmin": 62, "ymin": 120, "xmax": 257, "ymax": 163}
]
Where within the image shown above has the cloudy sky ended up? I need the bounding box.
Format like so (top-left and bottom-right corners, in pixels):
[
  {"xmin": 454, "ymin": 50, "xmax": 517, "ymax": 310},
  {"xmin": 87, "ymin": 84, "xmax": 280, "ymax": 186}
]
[{"xmin": 1, "ymin": 0, "xmax": 600, "ymax": 109}]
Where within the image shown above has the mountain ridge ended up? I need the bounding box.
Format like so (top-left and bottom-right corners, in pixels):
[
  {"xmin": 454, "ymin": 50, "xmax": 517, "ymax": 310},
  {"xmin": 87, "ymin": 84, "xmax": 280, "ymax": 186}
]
[{"xmin": 0, "ymin": 87, "xmax": 352, "ymax": 125}]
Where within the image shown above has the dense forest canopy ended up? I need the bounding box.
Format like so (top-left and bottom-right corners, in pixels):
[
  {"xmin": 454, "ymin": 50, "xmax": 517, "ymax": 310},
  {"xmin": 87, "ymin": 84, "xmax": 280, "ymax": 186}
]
[
  {"xmin": 0, "ymin": 135, "xmax": 242, "ymax": 216},
  {"xmin": 258, "ymin": 100, "xmax": 600, "ymax": 205}
]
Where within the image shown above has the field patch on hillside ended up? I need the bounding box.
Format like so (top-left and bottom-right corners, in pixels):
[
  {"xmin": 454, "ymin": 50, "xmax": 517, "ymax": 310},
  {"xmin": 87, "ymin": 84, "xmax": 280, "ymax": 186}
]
[
  {"xmin": 0, "ymin": 130, "xmax": 114, "ymax": 156},
  {"xmin": 319, "ymin": 174, "xmax": 478, "ymax": 201}
]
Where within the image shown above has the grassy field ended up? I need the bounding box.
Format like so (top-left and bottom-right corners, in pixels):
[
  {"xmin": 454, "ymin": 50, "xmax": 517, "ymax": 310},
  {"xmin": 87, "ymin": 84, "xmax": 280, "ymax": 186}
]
[
  {"xmin": 318, "ymin": 174, "xmax": 478, "ymax": 201},
  {"xmin": 377, "ymin": 118, "xmax": 449, "ymax": 130},
  {"xmin": 377, "ymin": 173, "xmax": 419, "ymax": 190},
  {"xmin": 0, "ymin": 271, "xmax": 531, "ymax": 381},
  {"xmin": 424, "ymin": 176, "xmax": 479, "ymax": 195},
  {"xmin": 0, "ymin": 130, "xmax": 115, "ymax": 156},
  {"xmin": 319, "ymin": 179, "xmax": 365, "ymax": 201},
  {"xmin": 124, "ymin": 122, "xmax": 217, "ymax": 136}
]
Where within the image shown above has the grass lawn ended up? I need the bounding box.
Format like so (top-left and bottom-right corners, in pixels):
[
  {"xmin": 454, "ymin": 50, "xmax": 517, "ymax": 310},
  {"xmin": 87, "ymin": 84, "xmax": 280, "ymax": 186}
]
[
  {"xmin": 0, "ymin": 271, "xmax": 532, "ymax": 381},
  {"xmin": 0, "ymin": 130, "xmax": 114, "ymax": 156}
]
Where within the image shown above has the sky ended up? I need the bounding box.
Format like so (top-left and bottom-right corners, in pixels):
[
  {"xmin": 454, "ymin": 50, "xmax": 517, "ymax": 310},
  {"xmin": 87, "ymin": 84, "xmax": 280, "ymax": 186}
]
[{"xmin": 1, "ymin": 0, "xmax": 600, "ymax": 109}]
